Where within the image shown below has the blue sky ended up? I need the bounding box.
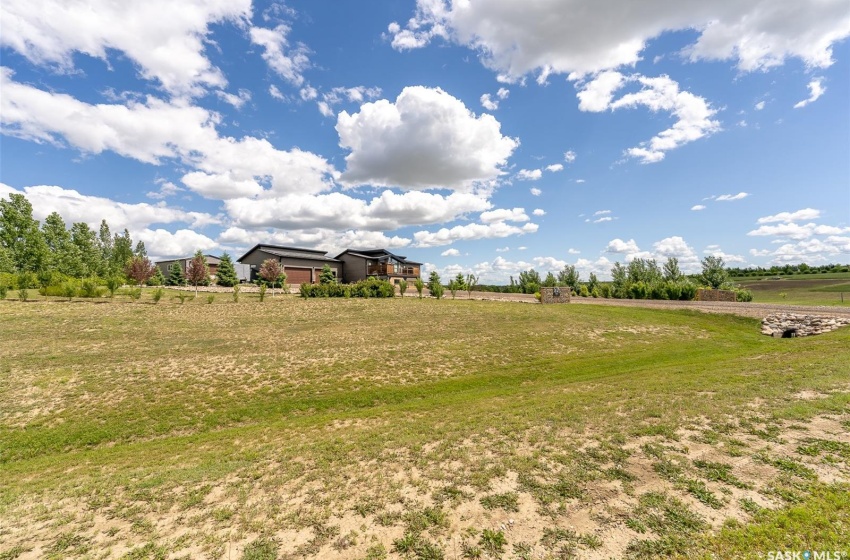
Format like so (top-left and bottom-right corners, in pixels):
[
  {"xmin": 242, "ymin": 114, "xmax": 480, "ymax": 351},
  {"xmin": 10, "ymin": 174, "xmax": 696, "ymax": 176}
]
[{"xmin": 1, "ymin": 0, "xmax": 848, "ymax": 282}]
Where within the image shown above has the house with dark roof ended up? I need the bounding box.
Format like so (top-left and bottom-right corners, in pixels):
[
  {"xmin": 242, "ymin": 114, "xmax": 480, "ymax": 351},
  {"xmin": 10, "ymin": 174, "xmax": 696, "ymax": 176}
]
[
  {"xmin": 155, "ymin": 255, "xmax": 222, "ymax": 281},
  {"xmin": 334, "ymin": 249, "xmax": 421, "ymax": 286},
  {"xmin": 237, "ymin": 244, "xmax": 343, "ymax": 285}
]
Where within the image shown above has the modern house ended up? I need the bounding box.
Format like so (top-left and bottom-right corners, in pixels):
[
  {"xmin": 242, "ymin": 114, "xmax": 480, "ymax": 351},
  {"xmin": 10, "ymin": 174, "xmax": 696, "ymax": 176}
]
[
  {"xmin": 234, "ymin": 244, "xmax": 422, "ymax": 287},
  {"xmin": 237, "ymin": 244, "xmax": 343, "ymax": 285},
  {"xmin": 155, "ymin": 255, "xmax": 221, "ymax": 281},
  {"xmin": 335, "ymin": 249, "xmax": 422, "ymax": 286}
]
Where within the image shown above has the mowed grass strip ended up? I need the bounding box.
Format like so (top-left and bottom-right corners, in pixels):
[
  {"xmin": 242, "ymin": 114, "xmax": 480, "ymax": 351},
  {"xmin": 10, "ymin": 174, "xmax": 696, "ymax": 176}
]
[{"xmin": 1, "ymin": 298, "xmax": 841, "ymax": 465}]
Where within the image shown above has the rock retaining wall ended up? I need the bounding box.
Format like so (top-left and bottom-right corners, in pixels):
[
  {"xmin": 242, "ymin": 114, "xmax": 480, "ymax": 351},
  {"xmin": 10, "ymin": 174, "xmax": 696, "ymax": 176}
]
[
  {"xmin": 696, "ymin": 289, "xmax": 736, "ymax": 302},
  {"xmin": 761, "ymin": 313, "xmax": 850, "ymax": 337},
  {"xmin": 540, "ymin": 287, "xmax": 570, "ymax": 304}
]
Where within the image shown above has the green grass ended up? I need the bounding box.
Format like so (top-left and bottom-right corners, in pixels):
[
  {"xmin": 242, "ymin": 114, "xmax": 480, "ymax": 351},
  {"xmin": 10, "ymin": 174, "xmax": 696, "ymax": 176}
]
[
  {"xmin": 736, "ymin": 276, "xmax": 850, "ymax": 305},
  {"xmin": 690, "ymin": 483, "xmax": 850, "ymax": 558},
  {"xmin": 1, "ymin": 296, "xmax": 849, "ymax": 558}
]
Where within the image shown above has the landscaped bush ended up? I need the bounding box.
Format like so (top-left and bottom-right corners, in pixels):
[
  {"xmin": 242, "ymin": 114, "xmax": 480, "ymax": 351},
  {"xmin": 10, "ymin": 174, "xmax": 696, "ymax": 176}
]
[
  {"xmin": 78, "ymin": 277, "xmax": 104, "ymax": 298},
  {"xmin": 300, "ymin": 277, "xmax": 395, "ymax": 298}
]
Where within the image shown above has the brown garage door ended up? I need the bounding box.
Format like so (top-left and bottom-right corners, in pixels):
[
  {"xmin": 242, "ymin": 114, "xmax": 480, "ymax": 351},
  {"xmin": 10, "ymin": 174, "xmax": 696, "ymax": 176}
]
[{"xmin": 285, "ymin": 267, "xmax": 312, "ymax": 284}]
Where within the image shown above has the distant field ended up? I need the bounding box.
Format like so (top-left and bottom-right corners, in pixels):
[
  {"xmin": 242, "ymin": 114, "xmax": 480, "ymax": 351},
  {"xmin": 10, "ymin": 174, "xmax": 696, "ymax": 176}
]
[
  {"xmin": 1, "ymin": 295, "xmax": 849, "ymax": 559},
  {"xmin": 736, "ymin": 276, "xmax": 850, "ymax": 306}
]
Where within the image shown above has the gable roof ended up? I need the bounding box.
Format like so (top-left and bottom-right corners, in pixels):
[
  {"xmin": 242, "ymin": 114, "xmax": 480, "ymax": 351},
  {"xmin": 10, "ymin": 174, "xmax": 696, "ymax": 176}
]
[{"xmin": 237, "ymin": 244, "xmax": 340, "ymax": 264}]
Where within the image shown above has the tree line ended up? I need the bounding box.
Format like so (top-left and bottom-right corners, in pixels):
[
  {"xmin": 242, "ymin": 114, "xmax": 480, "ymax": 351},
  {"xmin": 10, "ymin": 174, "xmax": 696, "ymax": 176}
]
[
  {"xmin": 0, "ymin": 193, "xmax": 241, "ymax": 297},
  {"xmin": 470, "ymin": 256, "xmax": 752, "ymax": 302}
]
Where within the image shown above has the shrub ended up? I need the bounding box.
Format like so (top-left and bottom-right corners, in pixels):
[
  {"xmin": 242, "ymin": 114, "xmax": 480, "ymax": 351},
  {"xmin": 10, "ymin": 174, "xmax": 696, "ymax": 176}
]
[
  {"xmin": 61, "ymin": 281, "xmax": 77, "ymax": 301},
  {"xmin": 0, "ymin": 283, "xmax": 7, "ymax": 299},
  {"xmin": 79, "ymin": 278, "xmax": 103, "ymax": 298},
  {"xmin": 600, "ymin": 284, "xmax": 611, "ymax": 298},
  {"xmin": 18, "ymin": 286, "xmax": 28, "ymax": 301},
  {"xmin": 534, "ymin": 291, "xmax": 542, "ymax": 302},
  {"xmin": 678, "ymin": 281, "xmax": 697, "ymax": 301},
  {"xmin": 430, "ymin": 282, "xmax": 444, "ymax": 299},
  {"xmin": 127, "ymin": 287, "xmax": 142, "ymax": 301},
  {"xmin": 650, "ymin": 282, "xmax": 669, "ymax": 300},
  {"xmin": 206, "ymin": 294, "xmax": 215, "ymax": 304},
  {"xmin": 734, "ymin": 288, "xmax": 753, "ymax": 302},
  {"xmin": 300, "ymin": 278, "xmax": 394, "ymax": 298},
  {"xmin": 398, "ymin": 279, "xmax": 408, "ymax": 298},
  {"xmin": 175, "ymin": 292, "xmax": 189, "ymax": 304},
  {"xmin": 233, "ymin": 284, "xmax": 240, "ymax": 302},
  {"xmin": 579, "ymin": 285, "xmax": 590, "ymax": 298},
  {"xmin": 665, "ymin": 281, "xmax": 682, "ymax": 301},
  {"xmin": 105, "ymin": 276, "xmax": 122, "ymax": 298},
  {"xmin": 414, "ymin": 277, "xmax": 425, "ymax": 299},
  {"xmin": 591, "ymin": 287, "xmax": 600, "ymax": 298},
  {"xmin": 258, "ymin": 283, "xmax": 267, "ymax": 302},
  {"xmin": 629, "ymin": 281, "xmax": 650, "ymax": 300},
  {"xmin": 152, "ymin": 287, "xmax": 164, "ymax": 303}
]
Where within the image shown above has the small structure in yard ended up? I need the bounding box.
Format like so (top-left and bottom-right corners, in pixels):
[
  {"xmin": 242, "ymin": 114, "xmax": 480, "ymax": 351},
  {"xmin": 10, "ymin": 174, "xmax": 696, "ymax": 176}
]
[
  {"xmin": 696, "ymin": 289, "xmax": 736, "ymax": 302},
  {"xmin": 761, "ymin": 313, "xmax": 850, "ymax": 337},
  {"xmin": 540, "ymin": 286, "xmax": 570, "ymax": 304}
]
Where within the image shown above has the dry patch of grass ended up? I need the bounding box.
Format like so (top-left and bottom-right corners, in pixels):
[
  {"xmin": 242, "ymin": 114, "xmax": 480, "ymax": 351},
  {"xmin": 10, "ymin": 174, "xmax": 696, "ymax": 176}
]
[{"xmin": 2, "ymin": 297, "xmax": 849, "ymax": 558}]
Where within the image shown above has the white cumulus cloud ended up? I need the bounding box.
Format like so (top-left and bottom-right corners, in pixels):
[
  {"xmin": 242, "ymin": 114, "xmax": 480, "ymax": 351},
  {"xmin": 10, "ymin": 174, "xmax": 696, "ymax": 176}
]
[
  {"xmin": 337, "ymin": 86, "xmax": 518, "ymax": 191},
  {"xmin": 757, "ymin": 208, "xmax": 821, "ymax": 224},
  {"xmin": 388, "ymin": 1, "xmax": 850, "ymax": 78},
  {"xmin": 0, "ymin": 0, "xmax": 251, "ymax": 96}
]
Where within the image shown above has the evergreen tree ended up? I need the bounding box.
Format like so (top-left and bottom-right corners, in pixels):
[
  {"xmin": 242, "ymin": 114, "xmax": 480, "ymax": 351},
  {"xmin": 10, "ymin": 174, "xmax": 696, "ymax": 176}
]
[
  {"xmin": 215, "ymin": 252, "xmax": 239, "ymax": 287},
  {"xmin": 134, "ymin": 240, "xmax": 147, "ymax": 257},
  {"xmin": 167, "ymin": 262, "xmax": 185, "ymax": 286},
  {"xmin": 319, "ymin": 264, "xmax": 336, "ymax": 284},
  {"xmin": 427, "ymin": 270, "xmax": 444, "ymax": 299},
  {"xmin": 0, "ymin": 193, "xmax": 48, "ymax": 272},
  {"xmin": 71, "ymin": 222, "xmax": 100, "ymax": 277},
  {"xmin": 149, "ymin": 265, "xmax": 166, "ymax": 286}
]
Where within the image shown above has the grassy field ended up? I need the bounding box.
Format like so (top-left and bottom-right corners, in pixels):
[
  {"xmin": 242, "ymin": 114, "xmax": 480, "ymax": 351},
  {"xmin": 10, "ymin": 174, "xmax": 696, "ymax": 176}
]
[
  {"xmin": 735, "ymin": 275, "xmax": 850, "ymax": 306},
  {"xmin": 1, "ymin": 294, "xmax": 849, "ymax": 559}
]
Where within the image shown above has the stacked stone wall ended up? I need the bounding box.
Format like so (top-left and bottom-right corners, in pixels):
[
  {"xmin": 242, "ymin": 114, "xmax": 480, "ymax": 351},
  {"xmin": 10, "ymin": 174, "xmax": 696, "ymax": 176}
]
[
  {"xmin": 761, "ymin": 313, "xmax": 850, "ymax": 337},
  {"xmin": 696, "ymin": 289, "xmax": 736, "ymax": 302},
  {"xmin": 540, "ymin": 287, "xmax": 570, "ymax": 304}
]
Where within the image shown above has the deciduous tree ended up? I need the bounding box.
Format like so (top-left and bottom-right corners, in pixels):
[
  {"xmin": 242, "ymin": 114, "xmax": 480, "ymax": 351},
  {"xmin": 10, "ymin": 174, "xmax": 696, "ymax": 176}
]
[
  {"xmin": 700, "ymin": 255, "xmax": 728, "ymax": 289},
  {"xmin": 125, "ymin": 255, "xmax": 157, "ymax": 287},
  {"xmin": 186, "ymin": 250, "xmax": 209, "ymax": 295},
  {"xmin": 0, "ymin": 193, "xmax": 48, "ymax": 272},
  {"xmin": 259, "ymin": 258, "xmax": 283, "ymax": 296}
]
